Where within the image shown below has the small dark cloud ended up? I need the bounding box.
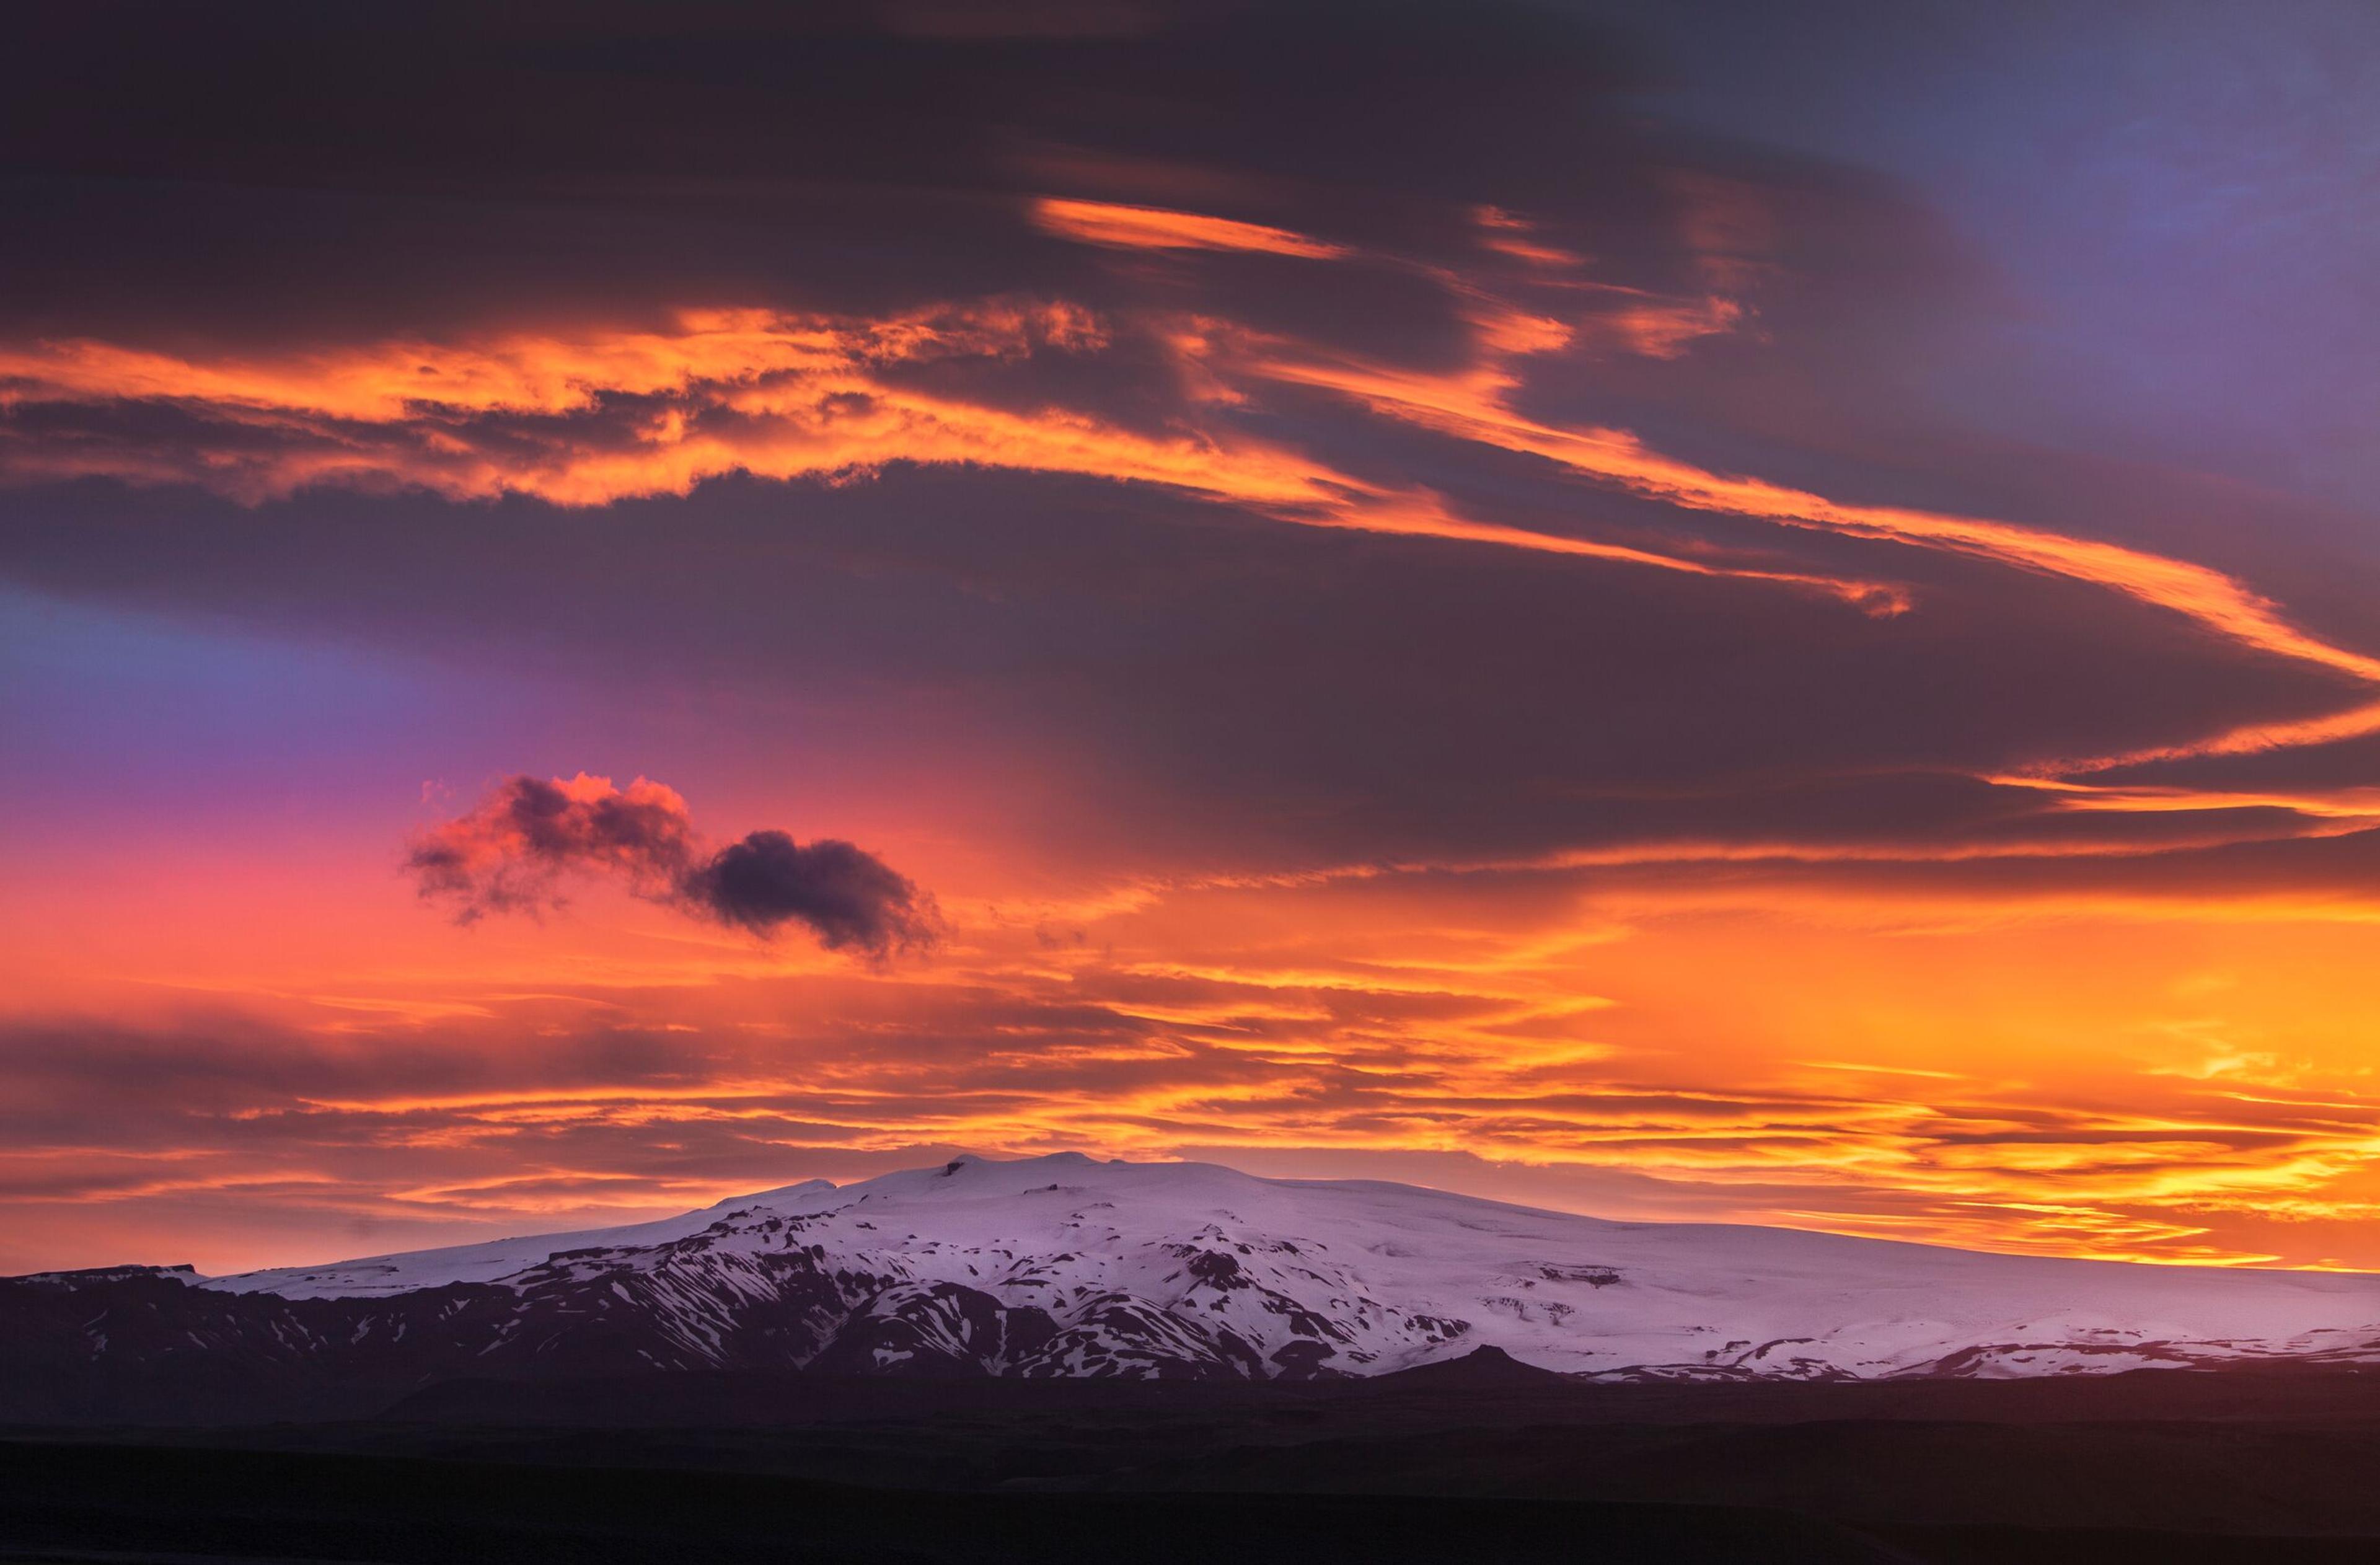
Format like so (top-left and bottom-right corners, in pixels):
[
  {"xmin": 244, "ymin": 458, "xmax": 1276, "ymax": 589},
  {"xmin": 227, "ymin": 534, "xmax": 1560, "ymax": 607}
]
[
  {"xmin": 407, "ymin": 774, "xmax": 937, "ymax": 959},
  {"xmin": 681, "ymin": 830, "xmax": 937, "ymax": 954}
]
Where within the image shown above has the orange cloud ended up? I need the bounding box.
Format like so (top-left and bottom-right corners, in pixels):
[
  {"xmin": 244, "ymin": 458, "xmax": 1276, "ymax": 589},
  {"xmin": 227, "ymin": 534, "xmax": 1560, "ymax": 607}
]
[
  {"xmin": 1994, "ymin": 777, "xmax": 2380, "ymax": 824},
  {"xmin": 0, "ymin": 306, "xmax": 976, "ymax": 422},
  {"xmin": 1030, "ymin": 196, "xmax": 1349, "ymax": 258},
  {"xmin": 0, "ymin": 301, "xmax": 1902, "ymax": 608},
  {"xmin": 2053, "ymin": 697, "xmax": 2380, "ymax": 777},
  {"xmin": 1471, "ymin": 205, "xmax": 1587, "ymax": 269},
  {"xmin": 1204, "ymin": 296, "xmax": 2380, "ymax": 779},
  {"xmin": 1245, "ymin": 345, "xmax": 2380, "ymax": 694},
  {"xmin": 15, "ymin": 265, "xmax": 2375, "ymax": 773}
]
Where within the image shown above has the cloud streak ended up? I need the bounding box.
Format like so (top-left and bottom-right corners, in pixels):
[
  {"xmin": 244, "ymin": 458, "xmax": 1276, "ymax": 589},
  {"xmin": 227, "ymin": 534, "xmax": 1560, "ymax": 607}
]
[
  {"xmin": 1238, "ymin": 318, "xmax": 2380, "ymax": 702},
  {"xmin": 0, "ymin": 298, "xmax": 1901, "ymax": 612},
  {"xmin": 1030, "ymin": 197, "xmax": 1350, "ymax": 258},
  {"xmin": 407, "ymin": 774, "xmax": 938, "ymax": 958}
]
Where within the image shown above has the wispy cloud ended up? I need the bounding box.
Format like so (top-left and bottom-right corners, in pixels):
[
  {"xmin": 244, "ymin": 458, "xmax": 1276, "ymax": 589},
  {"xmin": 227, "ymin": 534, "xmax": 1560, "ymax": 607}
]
[{"xmin": 1031, "ymin": 196, "xmax": 1349, "ymax": 258}]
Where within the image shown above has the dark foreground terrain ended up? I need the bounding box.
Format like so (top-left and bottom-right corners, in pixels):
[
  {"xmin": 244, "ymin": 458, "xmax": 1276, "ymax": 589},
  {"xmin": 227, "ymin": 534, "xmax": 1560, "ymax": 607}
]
[{"xmin": 15, "ymin": 1356, "xmax": 2380, "ymax": 1564}]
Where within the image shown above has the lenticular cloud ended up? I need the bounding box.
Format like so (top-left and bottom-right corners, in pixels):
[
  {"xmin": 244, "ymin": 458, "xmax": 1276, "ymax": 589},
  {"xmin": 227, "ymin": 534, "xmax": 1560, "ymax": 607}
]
[{"xmin": 407, "ymin": 773, "xmax": 937, "ymax": 958}]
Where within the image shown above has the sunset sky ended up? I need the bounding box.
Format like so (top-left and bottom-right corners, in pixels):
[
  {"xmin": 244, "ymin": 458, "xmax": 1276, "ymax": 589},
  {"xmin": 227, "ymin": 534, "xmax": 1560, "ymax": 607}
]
[{"xmin": 8, "ymin": 0, "xmax": 2380, "ymax": 1276}]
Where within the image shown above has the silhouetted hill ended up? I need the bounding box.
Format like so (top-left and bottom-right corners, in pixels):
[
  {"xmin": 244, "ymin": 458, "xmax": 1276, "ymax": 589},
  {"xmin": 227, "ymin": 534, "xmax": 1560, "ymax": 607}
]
[{"xmin": 1367, "ymin": 1342, "xmax": 1576, "ymax": 1388}]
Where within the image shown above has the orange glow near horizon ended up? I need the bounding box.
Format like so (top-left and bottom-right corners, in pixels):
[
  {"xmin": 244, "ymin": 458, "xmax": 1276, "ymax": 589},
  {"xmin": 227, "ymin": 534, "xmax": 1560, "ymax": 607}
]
[{"xmin": 11, "ymin": 773, "xmax": 2380, "ymax": 1275}]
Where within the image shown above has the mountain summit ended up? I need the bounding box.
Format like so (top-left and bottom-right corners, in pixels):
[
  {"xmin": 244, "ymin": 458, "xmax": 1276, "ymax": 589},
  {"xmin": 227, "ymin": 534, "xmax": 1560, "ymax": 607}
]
[{"xmin": 11, "ymin": 1153, "xmax": 2380, "ymax": 1417}]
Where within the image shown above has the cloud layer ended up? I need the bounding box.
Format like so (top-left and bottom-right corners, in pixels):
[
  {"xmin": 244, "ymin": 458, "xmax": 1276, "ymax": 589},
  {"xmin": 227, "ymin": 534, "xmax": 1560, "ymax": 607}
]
[
  {"xmin": 408, "ymin": 775, "xmax": 937, "ymax": 958},
  {"xmin": 6, "ymin": 0, "xmax": 2380, "ymax": 1276}
]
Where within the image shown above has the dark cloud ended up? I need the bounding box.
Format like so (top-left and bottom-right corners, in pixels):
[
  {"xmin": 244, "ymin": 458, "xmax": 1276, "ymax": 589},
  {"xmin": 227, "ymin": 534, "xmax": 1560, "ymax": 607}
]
[
  {"xmin": 408, "ymin": 774, "xmax": 938, "ymax": 958},
  {"xmin": 0, "ymin": 0, "xmax": 1888, "ymax": 363},
  {"xmin": 682, "ymin": 831, "xmax": 937, "ymax": 953},
  {"xmin": 2, "ymin": 1, "xmax": 1646, "ymax": 202}
]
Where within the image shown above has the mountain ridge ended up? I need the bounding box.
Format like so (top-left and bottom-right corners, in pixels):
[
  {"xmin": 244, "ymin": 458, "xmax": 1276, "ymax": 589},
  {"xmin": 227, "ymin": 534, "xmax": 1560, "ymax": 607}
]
[{"xmin": 9, "ymin": 1151, "xmax": 2380, "ymax": 1421}]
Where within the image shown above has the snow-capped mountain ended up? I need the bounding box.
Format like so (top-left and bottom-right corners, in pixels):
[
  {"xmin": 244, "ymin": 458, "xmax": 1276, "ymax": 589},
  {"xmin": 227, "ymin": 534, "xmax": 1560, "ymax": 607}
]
[{"xmin": 13, "ymin": 1152, "xmax": 2380, "ymax": 1414}]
